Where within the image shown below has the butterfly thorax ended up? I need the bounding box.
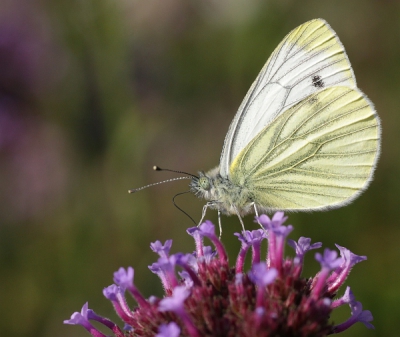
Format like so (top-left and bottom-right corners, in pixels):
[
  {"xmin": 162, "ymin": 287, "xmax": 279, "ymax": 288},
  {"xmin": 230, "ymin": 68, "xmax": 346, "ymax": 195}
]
[{"xmin": 190, "ymin": 167, "xmax": 254, "ymax": 216}]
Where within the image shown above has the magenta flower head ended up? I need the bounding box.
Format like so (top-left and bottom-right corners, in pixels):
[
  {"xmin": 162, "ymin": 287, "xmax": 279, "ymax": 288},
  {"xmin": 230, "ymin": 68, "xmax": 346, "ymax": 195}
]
[{"xmin": 65, "ymin": 213, "xmax": 373, "ymax": 336}]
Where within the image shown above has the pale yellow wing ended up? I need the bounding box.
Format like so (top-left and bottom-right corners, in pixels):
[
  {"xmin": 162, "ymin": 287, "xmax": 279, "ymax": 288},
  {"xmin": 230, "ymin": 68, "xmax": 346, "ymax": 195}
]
[
  {"xmin": 230, "ymin": 86, "xmax": 380, "ymax": 211},
  {"xmin": 220, "ymin": 19, "xmax": 356, "ymax": 177}
]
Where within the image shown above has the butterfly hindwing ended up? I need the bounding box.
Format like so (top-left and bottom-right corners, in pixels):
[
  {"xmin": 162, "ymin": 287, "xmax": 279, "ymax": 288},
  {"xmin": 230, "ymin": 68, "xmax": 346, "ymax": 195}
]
[{"xmin": 229, "ymin": 86, "xmax": 380, "ymax": 211}]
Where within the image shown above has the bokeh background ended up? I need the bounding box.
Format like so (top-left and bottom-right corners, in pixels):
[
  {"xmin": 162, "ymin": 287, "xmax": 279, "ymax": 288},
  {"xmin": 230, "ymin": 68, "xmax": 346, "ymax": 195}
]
[{"xmin": 0, "ymin": 0, "xmax": 398, "ymax": 336}]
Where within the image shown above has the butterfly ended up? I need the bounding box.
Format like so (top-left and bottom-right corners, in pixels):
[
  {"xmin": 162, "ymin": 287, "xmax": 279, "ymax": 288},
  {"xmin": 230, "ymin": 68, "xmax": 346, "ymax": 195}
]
[{"xmin": 188, "ymin": 19, "xmax": 381, "ymax": 230}]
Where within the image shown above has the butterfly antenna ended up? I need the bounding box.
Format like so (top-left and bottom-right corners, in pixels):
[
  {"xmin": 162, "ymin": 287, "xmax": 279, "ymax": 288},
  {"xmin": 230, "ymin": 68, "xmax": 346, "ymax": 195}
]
[
  {"xmin": 153, "ymin": 165, "xmax": 198, "ymax": 179},
  {"xmin": 128, "ymin": 176, "xmax": 191, "ymax": 193},
  {"xmin": 128, "ymin": 166, "xmax": 197, "ymax": 193},
  {"xmin": 173, "ymin": 191, "xmax": 196, "ymax": 225}
]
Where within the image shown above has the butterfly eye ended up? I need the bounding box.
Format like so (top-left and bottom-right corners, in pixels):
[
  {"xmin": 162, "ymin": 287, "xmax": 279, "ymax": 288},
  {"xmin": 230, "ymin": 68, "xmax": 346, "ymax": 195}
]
[{"xmin": 199, "ymin": 176, "xmax": 211, "ymax": 191}]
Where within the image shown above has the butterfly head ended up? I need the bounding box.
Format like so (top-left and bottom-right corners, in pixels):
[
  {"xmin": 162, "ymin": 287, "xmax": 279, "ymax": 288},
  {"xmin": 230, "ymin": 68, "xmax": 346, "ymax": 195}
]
[
  {"xmin": 198, "ymin": 175, "xmax": 211, "ymax": 190},
  {"xmin": 190, "ymin": 166, "xmax": 225, "ymax": 201},
  {"xmin": 190, "ymin": 172, "xmax": 212, "ymax": 197}
]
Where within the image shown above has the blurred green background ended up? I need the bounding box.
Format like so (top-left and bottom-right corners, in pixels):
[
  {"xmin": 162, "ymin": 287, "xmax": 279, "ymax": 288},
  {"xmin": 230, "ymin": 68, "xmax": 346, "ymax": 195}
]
[{"xmin": 0, "ymin": 0, "xmax": 397, "ymax": 336}]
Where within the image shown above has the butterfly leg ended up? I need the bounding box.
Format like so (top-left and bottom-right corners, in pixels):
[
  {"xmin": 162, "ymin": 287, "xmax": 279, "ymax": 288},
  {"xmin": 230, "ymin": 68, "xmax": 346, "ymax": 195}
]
[
  {"xmin": 199, "ymin": 202, "xmax": 223, "ymax": 237},
  {"xmin": 198, "ymin": 203, "xmax": 209, "ymax": 226},
  {"xmin": 198, "ymin": 201, "xmax": 218, "ymax": 226},
  {"xmin": 233, "ymin": 205, "xmax": 246, "ymax": 233},
  {"xmin": 217, "ymin": 210, "xmax": 222, "ymax": 239},
  {"xmin": 252, "ymin": 203, "xmax": 267, "ymax": 234},
  {"xmin": 253, "ymin": 203, "xmax": 260, "ymax": 218}
]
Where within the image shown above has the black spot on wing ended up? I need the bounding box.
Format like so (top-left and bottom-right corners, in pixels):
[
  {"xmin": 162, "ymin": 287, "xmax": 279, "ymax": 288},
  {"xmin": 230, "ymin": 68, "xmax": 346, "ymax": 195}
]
[{"xmin": 312, "ymin": 75, "xmax": 324, "ymax": 88}]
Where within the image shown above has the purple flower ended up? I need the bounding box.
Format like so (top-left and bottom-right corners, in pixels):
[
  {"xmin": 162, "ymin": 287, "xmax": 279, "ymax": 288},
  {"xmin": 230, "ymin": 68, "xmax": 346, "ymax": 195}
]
[
  {"xmin": 156, "ymin": 322, "xmax": 181, "ymax": 337},
  {"xmin": 113, "ymin": 267, "xmax": 134, "ymax": 290},
  {"xmin": 159, "ymin": 286, "xmax": 201, "ymax": 337},
  {"xmin": 332, "ymin": 286, "xmax": 355, "ymax": 309},
  {"xmin": 187, "ymin": 226, "xmax": 204, "ymax": 257},
  {"xmin": 158, "ymin": 285, "xmax": 190, "ymax": 312},
  {"xmin": 197, "ymin": 221, "xmax": 228, "ymax": 264},
  {"xmin": 327, "ymin": 244, "xmax": 367, "ymax": 293},
  {"xmin": 176, "ymin": 254, "xmax": 201, "ymax": 286},
  {"xmin": 249, "ymin": 263, "xmax": 278, "ymax": 308},
  {"xmin": 149, "ymin": 256, "xmax": 179, "ymax": 293},
  {"xmin": 315, "ymin": 249, "xmax": 343, "ymax": 270},
  {"xmin": 257, "ymin": 212, "xmax": 288, "ymax": 230},
  {"xmin": 248, "ymin": 263, "xmax": 278, "ymax": 287},
  {"xmin": 64, "ymin": 302, "xmax": 95, "ymax": 328},
  {"xmin": 288, "ymin": 236, "xmax": 322, "ymax": 262},
  {"xmin": 64, "ymin": 303, "xmax": 122, "ymax": 337},
  {"xmin": 176, "ymin": 253, "xmax": 198, "ymax": 273},
  {"xmin": 257, "ymin": 212, "xmax": 292, "ymax": 272},
  {"xmin": 179, "ymin": 270, "xmax": 194, "ymax": 288},
  {"xmin": 113, "ymin": 267, "xmax": 148, "ymax": 307},
  {"xmin": 198, "ymin": 220, "xmax": 216, "ymax": 236},
  {"xmin": 235, "ymin": 229, "xmax": 266, "ymax": 272},
  {"xmin": 350, "ymin": 301, "xmax": 374, "ymax": 329},
  {"xmin": 103, "ymin": 285, "xmax": 135, "ymax": 323},
  {"xmin": 312, "ymin": 249, "xmax": 344, "ymax": 298},
  {"xmin": 234, "ymin": 229, "xmax": 265, "ymax": 248},
  {"xmin": 150, "ymin": 240, "xmax": 173, "ymax": 258},
  {"xmin": 103, "ymin": 284, "xmax": 120, "ymax": 301},
  {"xmin": 201, "ymin": 245, "xmax": 216, "ymax": 263},
  {"xmin": 65, "ymin": 212, "xmax": 373, "ymax": 337},
  {"xmin": 333, "ymin": 299, "xmax": 375, "ymax": 332}
]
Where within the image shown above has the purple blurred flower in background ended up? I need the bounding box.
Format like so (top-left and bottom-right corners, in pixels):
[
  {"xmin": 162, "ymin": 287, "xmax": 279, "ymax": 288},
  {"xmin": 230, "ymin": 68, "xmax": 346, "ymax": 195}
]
[
  {"xmin": 0, "ymin": 4, "xmax": 68, "ymax": 222},
  {"xmin": 65, "ymin": 213, "xmax": 374, "ymax": 336}
]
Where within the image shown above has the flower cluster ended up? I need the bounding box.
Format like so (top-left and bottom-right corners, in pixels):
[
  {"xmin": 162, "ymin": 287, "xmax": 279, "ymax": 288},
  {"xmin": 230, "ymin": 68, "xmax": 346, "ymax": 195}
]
[{"xmin": 64, "ymin": 212, "xmax": 374, "ymax": 336}]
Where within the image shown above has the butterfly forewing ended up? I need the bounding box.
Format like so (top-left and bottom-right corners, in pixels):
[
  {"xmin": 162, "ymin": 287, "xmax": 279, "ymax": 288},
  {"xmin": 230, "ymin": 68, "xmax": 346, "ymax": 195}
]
[
  {"xmin": 220, "ymin": 19, "xmax": 357, "ymax": 177},
  {"xmin": 229, "ymin": 86, "xmax": 380, "ymax": 211}
]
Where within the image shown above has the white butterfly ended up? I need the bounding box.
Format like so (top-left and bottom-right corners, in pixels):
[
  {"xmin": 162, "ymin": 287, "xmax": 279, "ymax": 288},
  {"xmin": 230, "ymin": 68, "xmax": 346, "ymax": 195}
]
[{"xmin": 189, "ymin": 19, "xmax": 381, "ymax": 230}]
